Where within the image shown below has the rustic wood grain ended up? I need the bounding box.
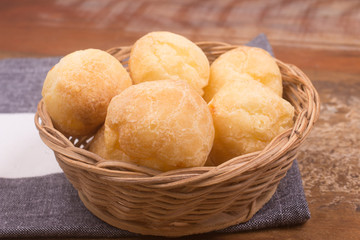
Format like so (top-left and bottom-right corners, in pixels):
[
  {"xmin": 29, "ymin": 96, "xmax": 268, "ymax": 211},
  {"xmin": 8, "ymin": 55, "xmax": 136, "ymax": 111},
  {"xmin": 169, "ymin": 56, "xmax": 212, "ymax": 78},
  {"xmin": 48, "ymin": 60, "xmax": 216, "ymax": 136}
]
[{"xmin": 1, "ymin": 0, "xmax": 359, "ymax": 239}]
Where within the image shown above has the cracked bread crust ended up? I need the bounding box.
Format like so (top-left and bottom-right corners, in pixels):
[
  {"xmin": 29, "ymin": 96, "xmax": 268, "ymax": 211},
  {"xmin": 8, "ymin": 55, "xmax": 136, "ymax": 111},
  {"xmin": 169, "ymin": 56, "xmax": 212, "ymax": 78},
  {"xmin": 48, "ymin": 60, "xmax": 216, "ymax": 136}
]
[
  {"xmin": 42, "ymin": 49, "xmax": 132, "ymax": 136},
  {"xmin": 129, "ymin": 31, "xmax": 210, "ymax": 96},
  {"xmin": 208, "ymin": 80, "xmax": 294, "ymax": 165},
  {"xmin": 104, "ymin": 80, "xmax": 214, "ymax": 172},
  {"xmin": 88, "ymin": 125, "xmax": 130, "ymax": 162},
  {"xmin": 203, "ymin": 46, "xmax": 282, "ymax": 102}
]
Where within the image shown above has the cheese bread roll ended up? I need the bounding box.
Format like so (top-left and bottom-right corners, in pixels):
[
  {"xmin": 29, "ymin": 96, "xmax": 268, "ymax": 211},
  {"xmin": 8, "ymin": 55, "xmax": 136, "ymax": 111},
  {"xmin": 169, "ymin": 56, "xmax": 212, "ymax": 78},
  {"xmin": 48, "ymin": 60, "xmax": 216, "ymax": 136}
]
[
  {"xmin": 129, "ymin": 31, "xmax": 210, "ymax": 96},
  {"xmin": 105, "ymin": 80, "xmax": 215, "ymax": 171},
  {"xmin": 88, "ymin": 126, "xmax": 130, "ymax": 162},
  {"xmin": 208, "ymin": 80, "xmax": 294, "ymax": 165},
  {"xmin": 203, "ymin": 46, "xmax": 282, "ymax": 102},
  {"xmin": 42, "ymin": 49, "xmax": 132, "ymax": 136}
]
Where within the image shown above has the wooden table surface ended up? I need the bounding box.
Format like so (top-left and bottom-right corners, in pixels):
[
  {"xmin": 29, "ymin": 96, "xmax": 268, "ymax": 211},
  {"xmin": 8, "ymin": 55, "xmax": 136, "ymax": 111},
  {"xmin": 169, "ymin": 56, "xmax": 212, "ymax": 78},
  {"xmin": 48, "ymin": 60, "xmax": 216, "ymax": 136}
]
[{"xmin": 1, "ymin": 0, "xmax": 359, "ymax": 239}]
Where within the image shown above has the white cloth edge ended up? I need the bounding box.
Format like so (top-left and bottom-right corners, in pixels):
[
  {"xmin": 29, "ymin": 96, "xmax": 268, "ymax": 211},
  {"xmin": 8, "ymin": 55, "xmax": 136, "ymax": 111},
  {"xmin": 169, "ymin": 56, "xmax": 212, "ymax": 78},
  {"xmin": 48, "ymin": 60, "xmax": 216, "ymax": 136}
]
[{"xmin": 0, "ymin": 113, "xmax": 62, "ymax": 178}]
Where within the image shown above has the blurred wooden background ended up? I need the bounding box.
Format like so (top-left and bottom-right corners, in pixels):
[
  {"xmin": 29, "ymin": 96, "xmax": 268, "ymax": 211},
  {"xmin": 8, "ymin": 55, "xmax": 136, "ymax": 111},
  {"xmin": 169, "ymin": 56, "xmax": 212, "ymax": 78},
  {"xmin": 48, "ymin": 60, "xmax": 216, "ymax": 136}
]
[{"xmin": 1, "ymin": 0, "xmax": 359, "ymax": 239}]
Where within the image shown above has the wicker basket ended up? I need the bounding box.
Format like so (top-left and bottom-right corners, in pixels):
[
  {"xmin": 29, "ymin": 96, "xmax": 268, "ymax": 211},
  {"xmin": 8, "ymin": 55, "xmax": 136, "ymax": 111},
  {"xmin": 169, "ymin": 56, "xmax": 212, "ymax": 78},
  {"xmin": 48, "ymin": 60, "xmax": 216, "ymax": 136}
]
[{"xmin": 35, "ymin": 41, "xmax": 320, "ymax": 237}]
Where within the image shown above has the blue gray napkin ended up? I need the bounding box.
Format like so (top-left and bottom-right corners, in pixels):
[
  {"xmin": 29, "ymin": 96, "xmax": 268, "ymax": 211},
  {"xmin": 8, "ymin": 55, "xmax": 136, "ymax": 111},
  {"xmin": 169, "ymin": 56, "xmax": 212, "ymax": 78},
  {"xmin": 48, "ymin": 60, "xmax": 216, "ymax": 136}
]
[{"xmin": 0, "ymin": 34, "xmax": 310, "ymax": 238}]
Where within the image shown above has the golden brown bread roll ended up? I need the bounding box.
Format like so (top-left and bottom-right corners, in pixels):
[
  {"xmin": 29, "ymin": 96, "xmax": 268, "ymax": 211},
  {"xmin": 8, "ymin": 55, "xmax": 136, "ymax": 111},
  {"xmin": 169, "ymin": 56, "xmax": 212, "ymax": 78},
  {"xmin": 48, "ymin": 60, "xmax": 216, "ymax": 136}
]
[
  {"xmin": 129, "ymin": 31, "xmax": 210, "ymax": 96},
  {"xmin": 203, "ymin": 46, "xmax": 282, "ymax": 102},
  {"xmin": 104, "ymin": 80, "xmax": 215, "ymax": 171},
  {"xmin": 208, "ymin": 79, "xmax": 294, "ymax": 165},
  {"xmin": 88, "ymin": 126, "xmax": 108, "ymax": 159},
  {"xmin": 42, "ymin": 49, "xmax": 132, "ymax": 137},
  {"xmin": 88, "ymin": 125, "xmax": 130, "ymax": 162}
]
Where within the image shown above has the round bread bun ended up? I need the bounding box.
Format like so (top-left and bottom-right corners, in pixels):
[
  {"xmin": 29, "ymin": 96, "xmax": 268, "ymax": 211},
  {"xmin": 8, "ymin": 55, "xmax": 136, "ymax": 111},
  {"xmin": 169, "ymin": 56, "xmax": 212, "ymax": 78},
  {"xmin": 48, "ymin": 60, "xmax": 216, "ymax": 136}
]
[
  {"xmin": 129, "ymin": 31, "xmax": 210, "ymax": 96},
  {"xmin": 208, "ymin": 79, "xmax": 294, "ymax": 165},
  {"xmin": 42, "ymin": 49, "xmax": 132, "ymax": 137},
  {"xmin": 203, "ymin": 46, "xmax": 282, "ymax": 102},
  {"xmin": 88, "ymin": 126, "xmax": 130, "ymax": 162},
  {"xmin": 104, "ymin": 80, "xmax": 215, "ymax": 172}
]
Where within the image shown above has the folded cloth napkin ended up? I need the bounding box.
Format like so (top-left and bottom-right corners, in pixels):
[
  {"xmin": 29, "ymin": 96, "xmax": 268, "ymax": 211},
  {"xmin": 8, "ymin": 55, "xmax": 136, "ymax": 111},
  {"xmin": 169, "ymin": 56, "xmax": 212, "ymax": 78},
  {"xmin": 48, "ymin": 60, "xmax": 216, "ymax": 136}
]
[{"xmin": 0, "ymin": 34, "xmax": 310, "ymax": 238}]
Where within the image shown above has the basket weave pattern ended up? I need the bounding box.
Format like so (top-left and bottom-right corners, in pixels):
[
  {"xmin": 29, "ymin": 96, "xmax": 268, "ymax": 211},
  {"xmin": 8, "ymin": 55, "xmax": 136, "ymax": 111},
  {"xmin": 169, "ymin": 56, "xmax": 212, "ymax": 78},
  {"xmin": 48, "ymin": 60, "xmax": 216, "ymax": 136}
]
[{"xmin": 35, "ymin": 42, "xmax": 320, "ymax": 237}]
